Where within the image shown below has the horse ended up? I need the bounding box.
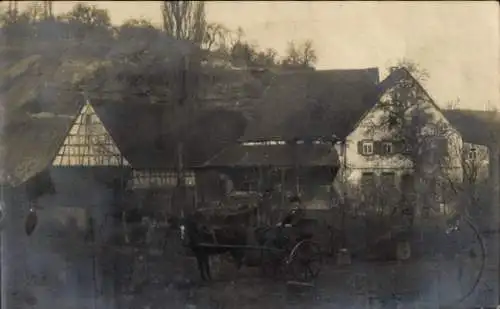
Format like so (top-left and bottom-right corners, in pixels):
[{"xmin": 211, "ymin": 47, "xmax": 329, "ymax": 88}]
[
  {"xmin": 177, "ymin": 214, "xmax": 247, "ymax": 281},
  {"xmin": 173, "ymin": 196, "xmax": 335, "ymax": 281},
  {"xmin": 173, "ymin": 211, "xmax": 294, "ymax": 281}
]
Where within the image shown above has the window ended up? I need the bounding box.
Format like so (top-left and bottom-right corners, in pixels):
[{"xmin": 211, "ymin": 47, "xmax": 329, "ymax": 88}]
[
  {"xmin": 381, "ymin": 172, "xmax": 396, "ymax": 188},
  {"xmin": 360, "ymin": 172, "xmax": 376, "ymax": 201},
  {"xmin": 427, "ymin": 124, "xmax": 436, "ymax": 136},
  {"xmin": 183, "ymin": 171, "xmax": 196, "ymax": 186},
  {"xmin": 382, "ymin": 142, "xmax": 393, "ymax": 155},
  {"xmin": 361, "ymin": 141, "xmax": 374, "ymax": 155},
  {"xmin": 361, "ymin": 172, "xmax": 376, "ymax": 188},
  {"xmin": 400, "ymin": 173, "xmax": 414, "ymax": 192},
  {"xmin": 437, "ymin": 123, "xmax": 448, "ymax": 136},
  {"xmin": 468, "ymin": 148, "xmax": 477, "ymax": 160},
  {"xmin": 166, "ymin": 172, "xmax": 178, "ymax": 186}
]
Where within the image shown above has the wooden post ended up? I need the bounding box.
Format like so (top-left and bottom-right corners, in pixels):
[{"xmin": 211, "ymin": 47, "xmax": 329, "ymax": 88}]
[
  {"xmin": 119, "ymin": 157, "xmax": 129, "ymax": 244},
  {"xmin": 1, "ymin": 185, "xmax": 27, "ymax": 309},
  {"xmin": 257, "ymin": 167, "xmax": 263, "ymax": 225},
  {"xmin": 292, "ymin": 140, "xmax": 300, "ymax": 197},
  {"xmin": 194, "ymin": 180, "xmax": 198, "ymax": 210},
  {"xmin": 257, "ymin": 167, "xmax": 263, "ymax": 192},
  {"xmin": 280, "ymin": 168, "xmax": 285, "ymax": 212},
  {"xmin": 490, "ymin": 145, "xmax": 499, "ymax": 231},
  {"xmin": 0, "ymin": 184, "xmax": 6, "ymax": 309},
  {"xmin": 340, "ymin": 141, "xmax": 348, "ymax": 248},
  {"xmin": 176, "ymin": 55, "xmax": 190, "ymax": 218},
  {"xmin": 490, "ymin": 144, "xmax": 500, "ymax": 306},
  {"xmin": 176, "ymin": 142, "xmax": 184, "ymax": 217}
]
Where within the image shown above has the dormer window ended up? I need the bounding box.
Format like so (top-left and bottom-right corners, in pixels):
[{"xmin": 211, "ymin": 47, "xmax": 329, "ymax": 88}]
[
  {"xmin": 361, "ymin": 141, "xmax": 374, "ymax": 155},
  {"xmin": 437, "ymin": 123, "xmax": 448, "ymax": 136},
  {"xmin": 468, "ymin": 148, "xmax": 477, "ymax": 160},
  {"xmin": 398, "ymin": 79, "xmax": 414, "ymax": 88},
  {"xmin": 84, "ymin": 113, "xmax": 93, "ymax": 125},
  {"xmin": 422, "ymin": 124, "xmax": 436, "ymax": 136}
]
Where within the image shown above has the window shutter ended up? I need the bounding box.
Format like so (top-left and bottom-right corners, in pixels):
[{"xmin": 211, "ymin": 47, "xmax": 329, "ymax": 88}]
[
  {"xmin": 402, "ymin": 140, "xmax": 413, "ymax": 154},
  {"xmin": 373, "ymin": 141, "xmax": 382, "ymax": 155},
  {"xmin": 394, "ymin": 140, "xmax": 405, "ymax": 154},
  {"xmin": 357, "ymin": 141, "xmax": 363, "ymax": 155}
]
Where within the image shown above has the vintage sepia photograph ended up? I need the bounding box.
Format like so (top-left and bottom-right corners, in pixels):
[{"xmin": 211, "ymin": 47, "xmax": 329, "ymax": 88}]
[{"xmin": 0, "ymin": 1, "xmax": 499, "ymax": 308}]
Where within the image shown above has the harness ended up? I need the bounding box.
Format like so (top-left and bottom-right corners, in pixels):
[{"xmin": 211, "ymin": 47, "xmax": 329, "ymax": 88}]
[{"xmin": 201, "ymin": 225, "xmax": 219, "ymax": 245}]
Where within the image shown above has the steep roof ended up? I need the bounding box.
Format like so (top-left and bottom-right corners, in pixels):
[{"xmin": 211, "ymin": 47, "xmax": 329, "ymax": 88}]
[
  {"xmin": 0, "ymin": 101, "xmax": 247, "ymax": 186},
  {"xmin": 0, "ymin": 114, "xmax": 75, "ymax": 186},
  {"xmin": 242, "ymin": 68, "xmax": 380, "ymax": 141},
  {"xmin": 202, "ymin": 143, "xmax": 339, "ymax": 168},
  {"xmin": 443, "ymin": 109, "xmax": 500, "ymax": 147},
  {"xmin": 92, "ymin": 101, "xmax": 247, "ymax": 169}
]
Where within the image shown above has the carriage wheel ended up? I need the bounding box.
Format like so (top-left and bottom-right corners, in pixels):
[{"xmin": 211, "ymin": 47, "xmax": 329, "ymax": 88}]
[
  {"xmin": 431, "ymin": 216, "xmax": 486, "ymax": 307},
  {"xmin": 287, "ymin": 239, "xmax": 322, "ymax": 282}
]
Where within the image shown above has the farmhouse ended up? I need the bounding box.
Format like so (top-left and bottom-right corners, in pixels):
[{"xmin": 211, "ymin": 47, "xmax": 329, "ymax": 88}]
[
  {"xmin": 221, "ymin": 66, "xmax": 500, "ymax": 218},
  {"xmin": 340, "ymin": 68, "xmax": 490, "ymax": 187}
]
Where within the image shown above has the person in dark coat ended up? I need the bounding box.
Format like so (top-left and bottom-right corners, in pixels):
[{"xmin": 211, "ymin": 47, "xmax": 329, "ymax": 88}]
[{"xmin": 278, "ymin": 196, "xmax": 304, "ymax": 227}]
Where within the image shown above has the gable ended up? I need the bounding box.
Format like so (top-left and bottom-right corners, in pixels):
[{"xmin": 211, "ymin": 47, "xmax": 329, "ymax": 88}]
[
  {"xmin": 52, "ymin": 102, "xmax": 130, "ymax": 167},
  {"xmin": 349, "ymin": 68, "xmax": 456, "ymax": 141}
]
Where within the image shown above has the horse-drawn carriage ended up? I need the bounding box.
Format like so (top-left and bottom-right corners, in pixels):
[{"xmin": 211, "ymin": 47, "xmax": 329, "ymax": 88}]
[{"xmin": 178, "ymin": 192, "xmax": 326, "ymax": 283}]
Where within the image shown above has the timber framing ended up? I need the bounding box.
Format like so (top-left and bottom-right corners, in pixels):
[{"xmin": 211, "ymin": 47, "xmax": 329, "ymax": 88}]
[
  {"xmin": 52, "ymin": 102, "xmax": 129, "ymax": 167},
  {"xmin": 129, "ymin": 169, "xmax": 196, "ymax": 189}
]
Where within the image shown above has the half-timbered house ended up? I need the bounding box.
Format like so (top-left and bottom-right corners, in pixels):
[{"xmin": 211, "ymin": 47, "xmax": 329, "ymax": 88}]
[
  {"xmin": 0, "ymin": 94, "xmax": 247, "ymax": 308},
  {"xmin": 46, "ymin": 98, "xmax": 247, "ymax": 214}
]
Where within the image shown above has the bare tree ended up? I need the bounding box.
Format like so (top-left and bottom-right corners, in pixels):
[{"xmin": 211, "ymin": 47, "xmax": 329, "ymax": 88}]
[
  {"xmin": 441, "ymin": 131, "xmax": 492, "ymax": 219},
  {"xmin": 161, "ymin": 1, "xmax": 206, "ymax": 45},
  {"xmin": 369, "ymin": 60, "xmax": 496, "ymax": 230},
  {"xmin": 388, "ymin": 57, "xmax": 430, "ymax": 83},
  {"xmin": 203, "ymin": 22, "xmax": 231, "ymax": 52},
  {"xmin": 362, "ymin": 61, "xmax": 458, "ymax": 226},
  {"xmin": 281, "ymin": 39, "xmax": 317, "ymax": 69},
  {"xmin": 43, "ymin": 1, "xmax": 53, "ymax": 19}
]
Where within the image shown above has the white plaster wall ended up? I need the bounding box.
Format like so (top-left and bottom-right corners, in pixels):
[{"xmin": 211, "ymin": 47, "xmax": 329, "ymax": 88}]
[{"xmin": 341, "ymin": 86, "xmax": 464, "ymax": 187}]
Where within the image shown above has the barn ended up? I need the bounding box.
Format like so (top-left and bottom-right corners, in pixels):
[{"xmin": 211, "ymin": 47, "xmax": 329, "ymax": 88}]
[{"xmin": 0, "ymin": 95, "xmax": 246, "ymax": 309}]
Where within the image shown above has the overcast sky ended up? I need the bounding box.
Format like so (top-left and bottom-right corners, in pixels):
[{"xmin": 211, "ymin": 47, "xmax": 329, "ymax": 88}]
[{"xmin": 15, "ymin": 1, "xmax": 500, "ymax": 110}]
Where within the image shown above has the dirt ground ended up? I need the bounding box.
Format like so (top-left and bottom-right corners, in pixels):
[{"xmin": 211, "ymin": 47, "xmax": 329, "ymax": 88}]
[{"xmin": 112, "ymin": 233, "xmax": 498, "ymax": 309}]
